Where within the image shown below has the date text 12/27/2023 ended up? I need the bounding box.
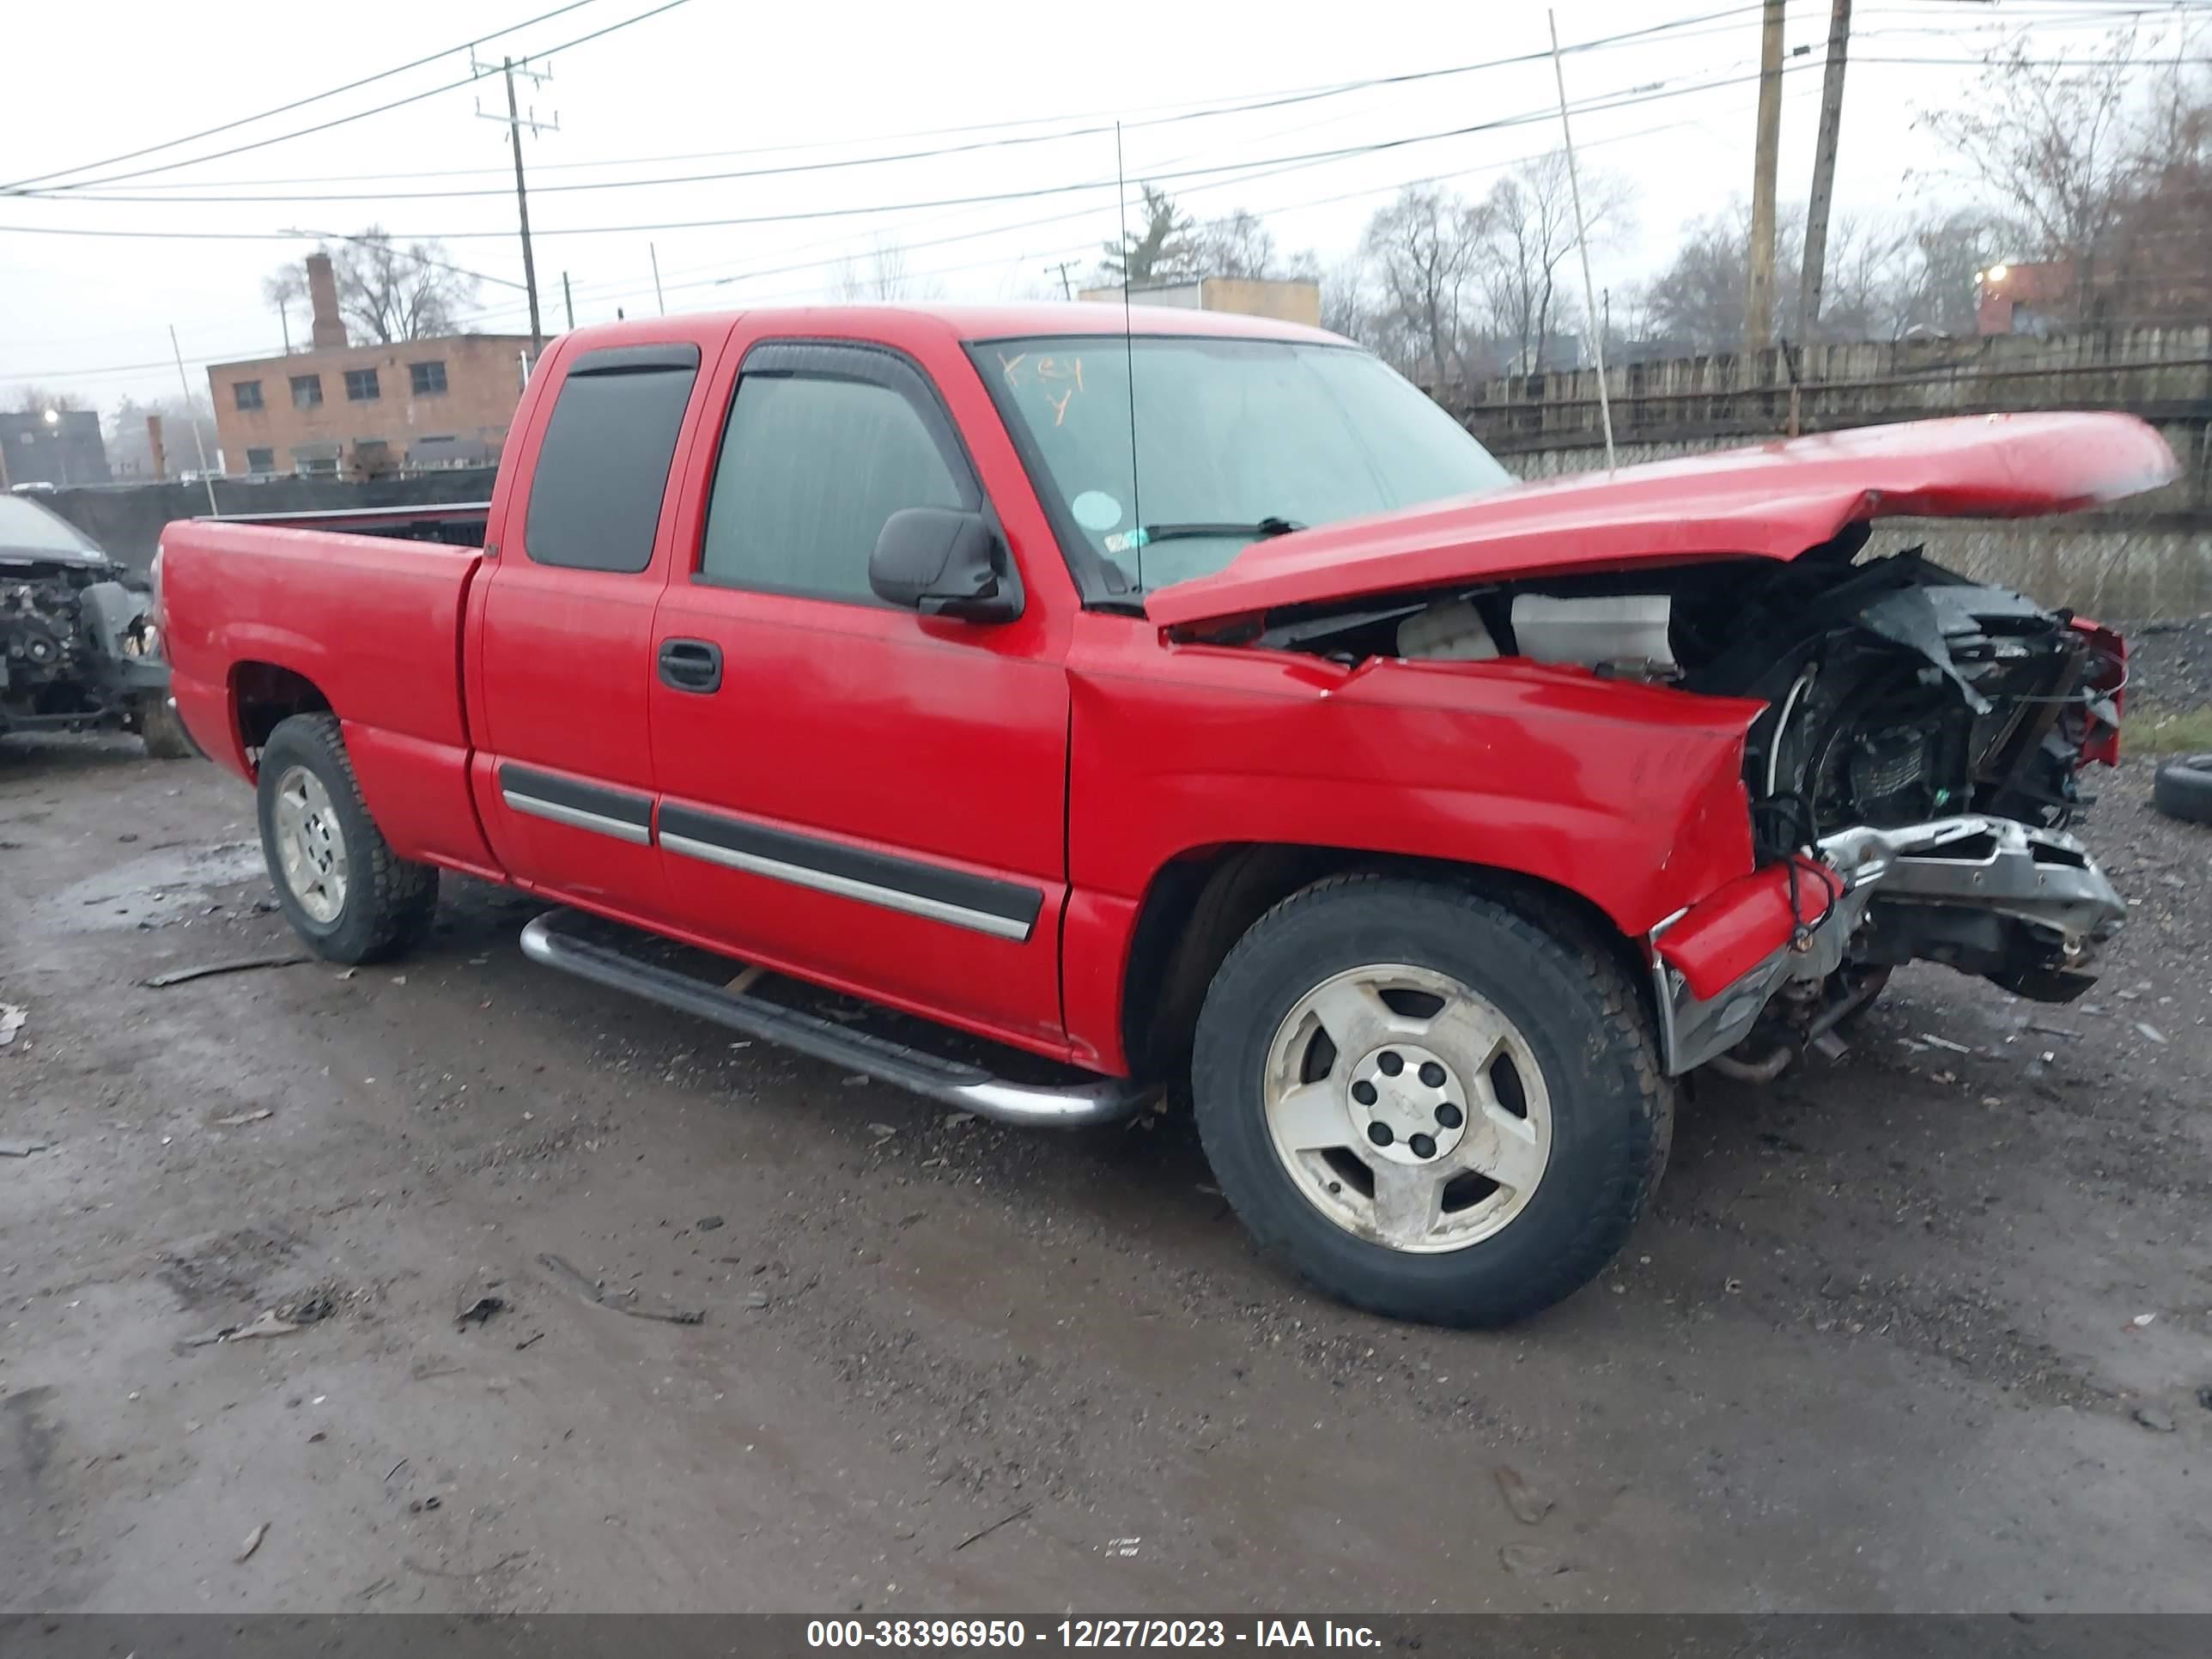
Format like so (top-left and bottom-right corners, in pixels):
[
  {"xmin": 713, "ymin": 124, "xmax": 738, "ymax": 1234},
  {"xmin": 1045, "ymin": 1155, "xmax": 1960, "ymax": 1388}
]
[{"xmin": 805, "ymin": 1618, "xmax": 1382, "ymax": 1649}]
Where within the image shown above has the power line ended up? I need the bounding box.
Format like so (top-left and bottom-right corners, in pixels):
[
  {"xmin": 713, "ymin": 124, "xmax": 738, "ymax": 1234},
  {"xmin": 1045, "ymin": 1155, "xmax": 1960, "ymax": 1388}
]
[
  {"xmin": 0, "ymin": 0, "xmax": 611, "ymax": 194},
  {"xmin": 0, "ymin": 59, "xmax": 1857, "ymax": 256},
  {"xmin": 16, "ymin": 4, "xmax": 1771, "ymax": 201},
  {"xmin": 290, "ymin": 226, "xmax": 529, "ymax": 291},
  {"xmin": 21, "ymin": 5, "xmax": 1776, "ymax": 208},
  {"xmin": 464, "ymin": 103, "xmax": 1754, "ymax": 328},
  {"xmin": 13, "ymin": 101, "xmax": 1753, "ymax": 374},
  {"xmin": 0, "ymin": 61, "xmax": 1835, "ymax": 247},
  {"xmin": 3, "ymin": 0, "xmax": 694, "ymax": 198}
]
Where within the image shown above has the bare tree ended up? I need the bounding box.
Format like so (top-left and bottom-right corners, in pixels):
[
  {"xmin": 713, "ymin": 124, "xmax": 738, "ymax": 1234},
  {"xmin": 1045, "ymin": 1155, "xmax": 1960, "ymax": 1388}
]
[
  {"xmin": 1099, "ymin": 184, "xmax": 1200, "ymax": 286},
  {"xmin": 1473, "ymin": 149, "xmax": 1632, "ymax": 372},
  {"xmin": 1640, "ymin": 202, "xmax": 1817, "ymax": 348},
  {"xmin": 1811, "ymin": 216, "xmax": 1919, "ymax": 341},
  {"xmin": 1318, "ymin": 254, "xmax": 1379, "ymax": 345},
  {"xmin": 325, "ymin": 228, "xmax": 480, "ymax": 344},
  {"xmin": 1188, "ymin": 210, "xmax": 1322, "ymax": 283},
  {"xmin": 1919, "ymin": 27, "xmax": 2150, "ymax": 316},
  {"xmin": 261, "ymin": 263, "xmax": 308, "ymax": 352},
  {"xmin": 1192, "ymin": 210, "xmax": 1277, "ymax": 281},
  {"xmin": 1640, "ymin": 204, "xmax": 1787, "ymax": 349},
  {"xmin": 1361, "ymin": 185, "xmax": 1486, "ymax": 392},
  {"xmin": 2096, "ymin": 53, "xmax": 2212, "ymax": 323},
  {"xmin": 1889, "ymin": 208, "xmax": 2003, "ymax": 337},
  {"xmin": 13, "ymin": 387, "xmax": 84, "ymax": 415},
  {"xmin": 831, "ymin": 239, "xmax": 943, "ymax": 301}
]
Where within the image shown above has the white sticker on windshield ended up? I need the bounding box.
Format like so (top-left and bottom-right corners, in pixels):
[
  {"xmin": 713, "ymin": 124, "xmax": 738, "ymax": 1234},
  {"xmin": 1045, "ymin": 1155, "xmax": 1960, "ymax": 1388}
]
[{"xmin": 1071, "ymin": 489, "xmax": 1123, "ymax": 532}]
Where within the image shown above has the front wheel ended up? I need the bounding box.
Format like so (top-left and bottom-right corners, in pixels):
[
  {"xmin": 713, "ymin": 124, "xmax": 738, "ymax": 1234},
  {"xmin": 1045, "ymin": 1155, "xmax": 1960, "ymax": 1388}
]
[
  {"xmin": 256, "ymin": 713, "xmax": 438, "ymax": 963},
  {"xmin": 1192, "ymin": 876, "xmax": 1672, "ymax": 1328}
]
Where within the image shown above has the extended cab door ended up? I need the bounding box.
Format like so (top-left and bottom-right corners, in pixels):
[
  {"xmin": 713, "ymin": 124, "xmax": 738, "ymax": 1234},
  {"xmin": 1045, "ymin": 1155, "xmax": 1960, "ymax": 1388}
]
[
  {"xmin": 468, "ymin": 331, "xmax": 724, "ymax": 924},
  {"xmin": 647, "ymin": 325, "xmax": 1073, "ymax": 1053}
]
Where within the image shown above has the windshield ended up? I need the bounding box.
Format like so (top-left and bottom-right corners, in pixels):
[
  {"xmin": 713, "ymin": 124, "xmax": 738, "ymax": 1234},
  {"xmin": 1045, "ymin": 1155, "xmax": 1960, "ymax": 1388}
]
[
  {"xmin": 972, "ymin": 333, "xmax": 1513, "ymax": 596},
  {"xmin": 0, "ymin": 494, "xmax": 105, "ymax": 560}
]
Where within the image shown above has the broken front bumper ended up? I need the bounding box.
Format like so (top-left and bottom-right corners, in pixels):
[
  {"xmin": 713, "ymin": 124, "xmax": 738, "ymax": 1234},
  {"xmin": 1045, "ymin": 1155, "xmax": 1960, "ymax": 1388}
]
[{"xmin": 1650, "ymin": 815, "xmax": 2126, "ymax": 1076}]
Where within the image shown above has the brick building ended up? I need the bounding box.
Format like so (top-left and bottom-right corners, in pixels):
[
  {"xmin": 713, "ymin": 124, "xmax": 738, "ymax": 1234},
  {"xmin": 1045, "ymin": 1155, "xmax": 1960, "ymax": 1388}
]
[
  {"xmin": 208, "ymin": 252, "xmax": 533, "ymax": 479},
  {"xmin": 0, "ymin": 408, "xmax": 112, "ymax": 489},
  {"xmin": 1975, "ymin": 259, "xmax": 2075, "ymax": 337}
]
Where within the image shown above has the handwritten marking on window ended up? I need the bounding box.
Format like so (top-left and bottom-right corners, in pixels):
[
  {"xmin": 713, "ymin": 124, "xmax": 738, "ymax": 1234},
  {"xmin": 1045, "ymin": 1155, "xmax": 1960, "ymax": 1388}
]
[{"xmin": 998, "ymin": 350, "xmax": 1087, "ymax": 422}]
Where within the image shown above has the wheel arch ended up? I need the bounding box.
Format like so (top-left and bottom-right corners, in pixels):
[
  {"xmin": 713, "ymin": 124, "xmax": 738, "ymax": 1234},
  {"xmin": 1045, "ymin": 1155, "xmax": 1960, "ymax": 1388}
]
[
  {"xmin": 1116, "ymin": 841, "xmax": 1656, "ymax": 1085},
  {"xmin": 230, "ymin": 660, "xmax": 335, "ymax": 775}
]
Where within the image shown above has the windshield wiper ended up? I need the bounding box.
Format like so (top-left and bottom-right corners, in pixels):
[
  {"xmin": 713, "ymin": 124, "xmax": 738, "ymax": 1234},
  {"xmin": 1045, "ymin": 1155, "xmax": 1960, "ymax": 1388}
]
[{"xmin": 1129, "ymin": 516, "xmax": 1304, "ymax": 546}]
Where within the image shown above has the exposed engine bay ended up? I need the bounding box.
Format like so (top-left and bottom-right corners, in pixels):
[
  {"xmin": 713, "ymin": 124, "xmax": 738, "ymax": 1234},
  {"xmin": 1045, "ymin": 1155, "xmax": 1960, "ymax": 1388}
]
[
  {"xmin": 1, "ymin": 557, "xmax": 167, "ymax": 737},
  {"xmin": 1259, "ymin": 525, "xmax": 2130, "ymax": 1078}
]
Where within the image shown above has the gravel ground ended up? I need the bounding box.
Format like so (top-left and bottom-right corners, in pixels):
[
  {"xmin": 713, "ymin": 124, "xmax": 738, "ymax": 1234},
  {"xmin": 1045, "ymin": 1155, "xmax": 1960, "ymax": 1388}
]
[
  {"xmin": 1, "ymin": 737, "xmax": 2206, "ymax": 1615},
  {"xmin": 2117, "ymin": 613, "xmax": 2212, "ymax": 708}
]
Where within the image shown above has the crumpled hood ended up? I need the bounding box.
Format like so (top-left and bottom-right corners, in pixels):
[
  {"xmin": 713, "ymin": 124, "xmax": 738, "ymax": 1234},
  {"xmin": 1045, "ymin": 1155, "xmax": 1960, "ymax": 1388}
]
[{"xmin": 1143, "ymin": 411, "xmax": 2178, "ymax": 628}]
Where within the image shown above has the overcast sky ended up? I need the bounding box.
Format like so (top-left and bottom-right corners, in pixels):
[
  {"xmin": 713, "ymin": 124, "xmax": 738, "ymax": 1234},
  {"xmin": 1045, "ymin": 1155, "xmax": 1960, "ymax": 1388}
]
[{"xmin": 0, "ymin": 0, "xmax": 2191, "ymax": 411}]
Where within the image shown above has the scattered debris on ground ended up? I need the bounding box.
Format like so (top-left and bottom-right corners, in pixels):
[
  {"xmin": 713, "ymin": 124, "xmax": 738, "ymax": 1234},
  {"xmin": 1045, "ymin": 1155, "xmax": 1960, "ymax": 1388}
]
[
  {"xmin": 0, "ymin": 1002, "xmax": 24, "ymax": 1048},
  {"xmin": 538, "ymin": 1252, "xmax": 704, "ymax": 1325},
  {"xmin": 456, "ymin": 1294, "xmax": 506, "ymax": 1329},
  {"xmin": 952, "ymin": 1502, "xmax": 1032, "ymax": 1552},
  {"xmin": 144, "ymin": 953, "xmax": 311, "ymax": 989},
  {"xmin": 0, "ymin": 1137, "xmax": 51, "ymax": 1158},
  {"xmin": 237, "ymin": 1522, "xmax": 270, "ymax": 1564},
  {"xmin": 185, "ymin": 1309, "xmax": 303, "ymax": 1346}
]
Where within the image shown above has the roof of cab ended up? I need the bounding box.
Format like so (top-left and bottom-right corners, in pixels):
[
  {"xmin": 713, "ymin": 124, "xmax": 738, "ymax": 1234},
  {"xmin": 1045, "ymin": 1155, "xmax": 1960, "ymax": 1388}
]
[{"xmin": 551, "ymin": 301, "xmax": 1347, "ymax": 355}]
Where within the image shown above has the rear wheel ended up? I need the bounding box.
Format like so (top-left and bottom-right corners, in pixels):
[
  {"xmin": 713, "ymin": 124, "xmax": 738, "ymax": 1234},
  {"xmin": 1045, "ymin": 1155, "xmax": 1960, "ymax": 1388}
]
[
  {"xmin": 256, "ymin": 713, "xmax": 437, "ymax": 963},
  {"xmin": 1192, "ymin": 876, "xmax": 1671, "ymax": 1327}
]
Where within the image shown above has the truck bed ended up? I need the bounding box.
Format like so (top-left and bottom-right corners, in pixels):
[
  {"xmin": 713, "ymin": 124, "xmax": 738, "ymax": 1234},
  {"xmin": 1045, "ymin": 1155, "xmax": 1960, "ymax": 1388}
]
[{"xmin": 161, "ymin": 519, "xmax": 492, "ymax": 873}]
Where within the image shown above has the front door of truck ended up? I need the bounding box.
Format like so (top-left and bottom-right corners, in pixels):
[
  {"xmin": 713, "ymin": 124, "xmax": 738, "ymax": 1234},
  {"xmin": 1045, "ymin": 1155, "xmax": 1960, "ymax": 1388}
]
[
  {"xmin": 647, "ymin": 329, "xmax": 1073, "ymax": 1052},
  {"xmin": 470, "ymin": 333, "xmax": 723, "ymax": 925}
]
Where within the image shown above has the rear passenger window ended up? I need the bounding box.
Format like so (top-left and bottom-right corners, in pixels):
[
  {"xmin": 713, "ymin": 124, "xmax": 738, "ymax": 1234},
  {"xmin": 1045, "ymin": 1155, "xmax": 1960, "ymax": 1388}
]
[
  {"xmin": 524, "ymin": 350, "xmax": 699, "ymax": 572},
  {"xmin": 699, "ymin": 371, "xmax": 969, "ymax": 602}
]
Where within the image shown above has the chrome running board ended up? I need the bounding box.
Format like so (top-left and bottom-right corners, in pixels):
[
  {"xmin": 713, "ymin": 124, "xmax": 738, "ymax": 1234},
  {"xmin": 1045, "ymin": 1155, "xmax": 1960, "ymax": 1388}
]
[{"xmin": 518, "ymin": 910, "xmax": 1148, "ymax": 1128}]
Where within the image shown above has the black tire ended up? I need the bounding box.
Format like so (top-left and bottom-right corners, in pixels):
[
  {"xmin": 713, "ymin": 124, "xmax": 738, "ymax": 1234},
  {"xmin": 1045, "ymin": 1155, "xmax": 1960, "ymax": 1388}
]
[
  {"xmin": 256, "ymin": 713, "xmax": 438, "ymax": 964},
  {"xmin": 2152, "ymin": 752, "xmax": 2212, "ymax": 826},
  {"xmin": 136, "ymin": 694, "xmax": 197, "ymax": 760},
  {"xmin": 1192, "ymin": 875, "xmax": 1673, "ymax": 1328}
]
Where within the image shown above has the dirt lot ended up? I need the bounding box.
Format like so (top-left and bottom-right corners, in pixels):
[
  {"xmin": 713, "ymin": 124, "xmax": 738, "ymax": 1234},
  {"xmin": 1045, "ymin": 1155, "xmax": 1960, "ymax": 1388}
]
[{"xmin": 3, "ymin": 734, "xmax": 2207, "ymax": 1616}]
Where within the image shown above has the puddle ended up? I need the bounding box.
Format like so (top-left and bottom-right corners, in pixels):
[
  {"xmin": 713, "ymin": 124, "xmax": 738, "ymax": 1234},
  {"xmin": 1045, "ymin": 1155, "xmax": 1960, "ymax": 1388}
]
[{"xmin": 38, "ymin": 840, "xmax": 267, "ymax": 933}]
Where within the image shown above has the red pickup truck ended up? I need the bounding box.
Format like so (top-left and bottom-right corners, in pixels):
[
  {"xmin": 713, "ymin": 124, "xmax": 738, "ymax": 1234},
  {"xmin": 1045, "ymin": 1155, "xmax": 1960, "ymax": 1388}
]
[{"xmin": 157, "ymin": 304, "xmax": 2160, "ymax": 1327}]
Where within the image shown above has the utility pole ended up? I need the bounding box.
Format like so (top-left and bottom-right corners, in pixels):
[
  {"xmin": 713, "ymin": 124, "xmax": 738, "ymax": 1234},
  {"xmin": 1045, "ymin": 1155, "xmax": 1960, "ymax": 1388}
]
[
  {"xmin": 1796, "ymin": 0, "xmax": 1853, "ymax": 347},
  {"xmin": 562, "ymin": 270, "xmax": 575, "ymax": 331},
  {"xmin": 1744, "ymin": 0, "xmax": 1788, "ymax": 357},
  {"xmin": 1047, "ymin": 259, "xmax": 1080, "ymax": 300},
  {"xmin": 477, "ymin": 52, "xmax": 558, "ymax": 361},
  {"xmin": 651, "ymin": 242, "xmax": 666, "ymax": 315}
]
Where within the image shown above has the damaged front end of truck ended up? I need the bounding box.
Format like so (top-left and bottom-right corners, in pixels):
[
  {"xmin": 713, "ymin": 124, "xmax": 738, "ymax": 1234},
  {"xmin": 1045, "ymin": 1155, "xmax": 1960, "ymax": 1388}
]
[
  {"xmin": 1, "ymin": 531, "xmax": 171, "ymax": 750},
  {"xmin": 1146, "ymin": 412, "xmax": 2165, "ymax": 1083}
]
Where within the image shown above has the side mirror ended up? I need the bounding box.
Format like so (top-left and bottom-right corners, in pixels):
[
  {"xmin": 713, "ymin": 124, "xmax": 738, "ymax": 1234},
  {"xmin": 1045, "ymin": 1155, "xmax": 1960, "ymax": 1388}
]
[{"xmin": 870, "ymin": 507, "xmax": 1022, "ymax": 623}]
